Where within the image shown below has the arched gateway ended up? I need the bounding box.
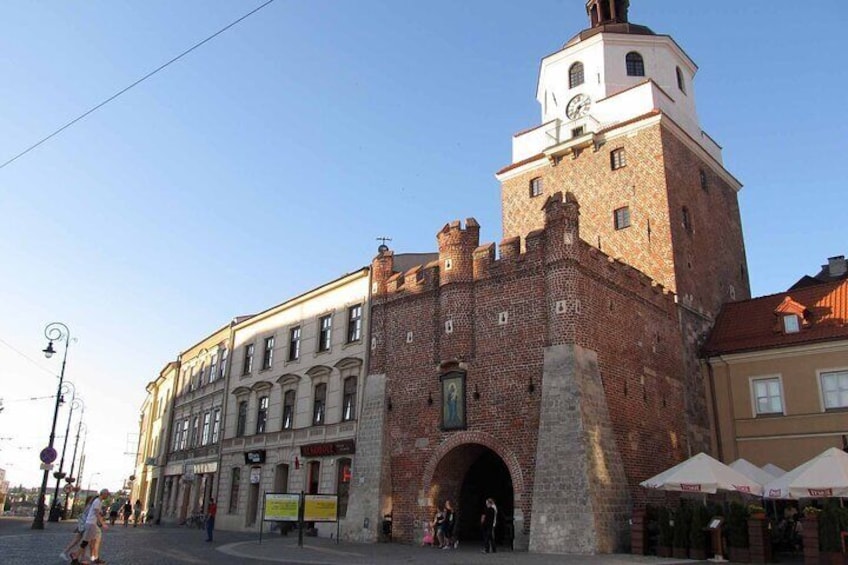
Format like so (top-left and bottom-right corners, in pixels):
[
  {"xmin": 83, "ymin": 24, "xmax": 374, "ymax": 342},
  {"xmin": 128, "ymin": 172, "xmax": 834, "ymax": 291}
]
[{"xmin": 422, "ymin": 433, "xmax": 526, "ymax": 548}]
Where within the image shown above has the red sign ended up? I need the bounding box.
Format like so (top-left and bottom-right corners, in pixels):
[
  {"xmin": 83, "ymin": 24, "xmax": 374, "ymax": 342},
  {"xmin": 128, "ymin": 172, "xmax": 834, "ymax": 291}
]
[
  {"xmin": 300, "ymin": 440, "xmax": 355, "ymax": 458},
  {"xmin": 768, "ymin": 489, "xmax": 782, "ymax": 497},
  {"xmin": 680, "ymin": 483, "xmax": 702, "ymax": 492},
  {"xmin": 733, "ymin": 485, "xmax": 752, "ymax": 493},
  {"xmin": 808, "ymin": 488, "xmax": 833, "ymax": 497}
]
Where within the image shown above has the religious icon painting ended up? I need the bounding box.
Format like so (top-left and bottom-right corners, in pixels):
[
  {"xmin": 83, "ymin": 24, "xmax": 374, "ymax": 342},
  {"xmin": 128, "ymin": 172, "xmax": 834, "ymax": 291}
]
[{"xmin": 440, "ymin": 371, "xmax": 466, "ymax": 430}]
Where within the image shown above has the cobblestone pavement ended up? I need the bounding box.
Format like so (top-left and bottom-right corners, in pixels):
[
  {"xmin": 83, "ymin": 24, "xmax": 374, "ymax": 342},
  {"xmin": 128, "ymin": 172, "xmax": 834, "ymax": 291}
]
[{"xmin": 1, "ymin": 517, "xmax": 694, "ymax": 565}]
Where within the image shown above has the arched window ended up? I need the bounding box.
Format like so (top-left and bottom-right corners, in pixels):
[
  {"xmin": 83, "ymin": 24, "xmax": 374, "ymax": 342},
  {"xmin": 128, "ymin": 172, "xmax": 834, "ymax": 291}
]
[
  {"xmin": 676, "ymin": 66, "xmax": 686, "ymax": 94},
  {"xmin": 569, "ymin": 62, "xmax": 585, "ymax": 88},
  {"xmin": 626, "ymin": 52, "xmax": 644, "ymax": 77}
]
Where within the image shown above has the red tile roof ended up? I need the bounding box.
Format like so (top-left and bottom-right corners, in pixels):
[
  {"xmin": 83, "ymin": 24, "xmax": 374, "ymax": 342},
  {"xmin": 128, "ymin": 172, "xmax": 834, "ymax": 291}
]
[{"xmin": 703, "ymin": 279, "xmax": 848, "ymax": 356}]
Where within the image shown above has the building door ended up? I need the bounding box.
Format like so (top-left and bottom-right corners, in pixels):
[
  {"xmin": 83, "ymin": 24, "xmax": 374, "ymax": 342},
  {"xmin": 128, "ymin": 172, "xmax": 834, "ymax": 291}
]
[
  {"xmin": 246, "ymin": 466, "xmax": 261, "ymax": 526},
  {"xmin": 274, "ymin": 464, "xmax": 289, "ymax": 493}
]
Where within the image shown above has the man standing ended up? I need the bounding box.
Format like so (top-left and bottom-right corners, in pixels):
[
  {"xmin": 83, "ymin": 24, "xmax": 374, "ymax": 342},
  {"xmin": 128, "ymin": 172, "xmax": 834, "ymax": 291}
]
[
  {"xmin": 71, "ymin": 488, "xmax": 109, "ymax": 565},
  {"xmin": 205, "ymin": 497, "xmax": 217, "ymax": 542},
  {"xmin": 481, "ymin": 498, "xmax": 497, "ymax": 554}
]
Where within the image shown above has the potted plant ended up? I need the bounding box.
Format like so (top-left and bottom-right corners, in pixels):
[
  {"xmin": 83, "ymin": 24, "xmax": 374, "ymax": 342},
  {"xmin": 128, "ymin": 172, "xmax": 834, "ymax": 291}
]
[
  {"xmin": 689, "ymin": 503, "xmax": 709, "ymax": 560},
  {"xmin": 672, "ymin": 503, "xmax": 691, "ymax": 559},
  {"xmin": 818, "ymin": 500, "xmax": 848, "ymax": 565},
  {"xmin": 657, "ymin": 507, "xmax": 674, "ymax": 557},
  {"xmin": 747, "ymin": 503, "xmax": 766, "ymax": 519},
  {"xmin": 725, "ymin": 501, "xmax": 750, "ymax": 562}
]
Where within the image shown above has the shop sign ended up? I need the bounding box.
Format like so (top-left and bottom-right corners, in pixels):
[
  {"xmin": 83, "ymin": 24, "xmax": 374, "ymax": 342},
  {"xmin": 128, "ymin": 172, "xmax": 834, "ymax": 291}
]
[
  {"xmin": 244, "ymin": 449, "xmax": 266, "ymax": 464},
  {"xmin": 300, "ymin": 440, "xmax": 355, "ymax": 458}
]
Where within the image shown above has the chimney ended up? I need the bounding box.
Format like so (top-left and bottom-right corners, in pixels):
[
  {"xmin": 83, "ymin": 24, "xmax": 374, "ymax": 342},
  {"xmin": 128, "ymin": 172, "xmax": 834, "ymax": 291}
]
[{"xmin": 828, "ymin": 255, "xmax": 847, "ymax": 278}]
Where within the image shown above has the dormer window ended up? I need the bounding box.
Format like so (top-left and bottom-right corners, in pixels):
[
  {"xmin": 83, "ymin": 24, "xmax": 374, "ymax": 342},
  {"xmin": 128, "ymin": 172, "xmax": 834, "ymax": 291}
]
[
  {"xmin": 625, "ymin": 52, "xmax": 644, "ymax": 77},
  {"xmin": 569, "ymin": 62, "xmax": 585, "ymax": 89},
  {"xmin": 782, "ymin": 315, "xmax": 800, "ymax": 334}
]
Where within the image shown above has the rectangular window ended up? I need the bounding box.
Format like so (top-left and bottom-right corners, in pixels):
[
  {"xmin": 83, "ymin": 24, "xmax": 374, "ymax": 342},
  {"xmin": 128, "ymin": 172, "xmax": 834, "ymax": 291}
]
[
  {"xmin": 783, "ymin": 315, "xmax": 800, "ymax": 334},
  {"xmin": 821, "ymin": 370, "xmax": 848, "ymax": 410},
  {"xmin": 571, "ymin": 126, "xmax": 584, "ymax": 138},
  {"xmin": 347, "ymin": 305, "xmax": 362, "ymax": 343},
  {"xmin": 172, "ymin": 420, "xmax": 181, "ymax": 452},
  {"xmin": 201, "ymin": 412, "xmax": 211, "ymax": 445},
  {"xmin": 318, "ymin": 315, "xmax": 332, "ymax": 352},
  {"xmin": 229, "ymin": 467, "xmax": 241, "ymax": 513},
  {"xmin": 209, "ymin": 353, "xmax": 218, "ymax": 383},
  {"xmin": 752, "ymin": 377, "xmax": 783, "ymax": 415},
  {"xmin": 313, "ymin": 383, "xmax": 327, "ymax": 425},
  {"xmin": 236, "ymin": 400, "xmax": 248, "ymax": 437},
  {"xmin": 288, "ymin": 327, "xmax": 301, "ymax": 361},
  {"xmin": 614, "ymin": 206, "xmax": 631, "ymax": 230},
  {"xmin": 256, "ymin": 396, "xmax": 269, "ymax": 434},
  {"xmin": 282, "ymin": 390, "xmax": 295, "ymax": 430},
  {"xmin": 611, "ymin": 148, "xmax": 626, "ymax": 170},
  {"xmin": 211, "ymin": 409, "xmax": 221, "ymax": 444},
  {"xmin": 342, "ymin": 377, "xmax": 357, "ymax": 422},
  {"xmin": 180, "ymin": 419, "xmax": 189, "ymax": 450},
  {"xmin": 308, "ymin": 461, "xmax": 320, "ymax": 495},
  {"xmin": 242, "ymin": 344, "xmax": 254, "ymax": 375},
  {"xmin": 190, "ymin": 416, "xmax": 200, "ymax": 447},
  {"xmin": 529, "ymin": 177, "xmax": 543, "ymax": 198},
  {"xmin": 219, "ymin": 348, "xmax": 228, "ymax": 379},
  {"xmin": 262, "ymin": 336, "xmax": 275, "ymax": 370}
]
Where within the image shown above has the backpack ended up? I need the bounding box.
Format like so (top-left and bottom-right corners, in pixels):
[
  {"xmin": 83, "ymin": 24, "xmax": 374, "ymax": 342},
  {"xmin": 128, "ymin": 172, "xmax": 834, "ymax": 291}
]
[{"xmin": 77, "ymin": 503, "xmax": 92, "ymax": 533}]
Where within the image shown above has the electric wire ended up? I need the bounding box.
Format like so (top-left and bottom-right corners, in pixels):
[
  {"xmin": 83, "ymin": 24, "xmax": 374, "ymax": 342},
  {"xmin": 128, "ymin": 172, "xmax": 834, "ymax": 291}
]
[
  {"xmin": 0, "ymin": 0, "xmax": 277, "ymax": 171},
  {"xmin": 0, "ymin": 337, "xmax": 57, "ymax": 377}
]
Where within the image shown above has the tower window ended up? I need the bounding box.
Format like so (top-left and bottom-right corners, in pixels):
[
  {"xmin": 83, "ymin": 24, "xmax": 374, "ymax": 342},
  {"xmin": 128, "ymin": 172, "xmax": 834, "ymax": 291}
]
[
  {"xmin": 699, "ymin": 169, "xmax": 708, "ymax": 191},
  {"xmin": 676, "ymin": 66, "xmax": 686, "ymax": 94},
  {"xmin": 610, "ymin": 148, "xmax": 627, "ymax": 170},
  {"xmin": 614, "ymin": 207, "xmax": 631, "ymax": 230},
  {"xmin": 569, "ymin": 62, "xmax": 585, "ymax": 89},
  {"xmin": 682, "ymin": 206, "xmax": 692, "ymax": 233},
  {"xmin": 529, "ymin": 177, "xmax": 543, "ymax": 198},
  {"xmin": 625, "ymin": 52, "xmax": 644, "ymax": 77}
]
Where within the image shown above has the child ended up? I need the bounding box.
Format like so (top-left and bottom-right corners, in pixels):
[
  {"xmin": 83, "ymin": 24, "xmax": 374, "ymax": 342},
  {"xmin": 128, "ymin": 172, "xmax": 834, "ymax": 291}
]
[{"xmin": 422, "ymin": 523, "xmax": 435, "ymax": 547}]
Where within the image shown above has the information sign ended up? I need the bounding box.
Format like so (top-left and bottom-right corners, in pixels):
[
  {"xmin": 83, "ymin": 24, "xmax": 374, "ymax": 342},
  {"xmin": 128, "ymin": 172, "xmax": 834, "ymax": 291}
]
[
  {"xmin": 264, "ymin": 493, "xmax": 300, "ymax": 522},
  {"xmin": 303, "ymin": 494, "xmax": 338, "ymax": 522}
]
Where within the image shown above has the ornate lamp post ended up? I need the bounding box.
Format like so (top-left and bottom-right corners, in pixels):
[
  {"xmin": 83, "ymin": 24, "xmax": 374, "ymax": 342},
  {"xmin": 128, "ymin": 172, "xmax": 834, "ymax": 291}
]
[
  {"xmin": 63, "ymin": 421, "xmax": 87, "ymax": 518},
  {"xmin": 33, "ymin": 321, "xmax": 73, "ymax": 530},
  {"xmin": 49, "ymin": 391, "xmax": 83, "ymax": 521}
]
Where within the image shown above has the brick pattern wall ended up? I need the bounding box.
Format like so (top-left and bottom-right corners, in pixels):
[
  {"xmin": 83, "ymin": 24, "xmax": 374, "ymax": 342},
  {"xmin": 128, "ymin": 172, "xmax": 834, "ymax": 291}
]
[{"xmin": 364, "ymin": 193, "xmax": 691, "ymax": 551}]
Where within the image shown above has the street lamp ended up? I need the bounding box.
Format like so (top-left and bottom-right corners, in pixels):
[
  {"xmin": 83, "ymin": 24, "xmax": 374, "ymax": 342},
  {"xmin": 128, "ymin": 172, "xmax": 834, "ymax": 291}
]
[
  {"xmin": 87, "ymin": 472, "xmax": 102, "ymax": 494},
  {"xmin": 50, "ymin": 390, "xmax": 83, "ymax": 522},
  {"xmin": 64, "ymin": 421, "xmax": 87, "ymax": 518},
  {"xmin": 32, "ymin": 321, "xmax": 73, "ymax": 530}
]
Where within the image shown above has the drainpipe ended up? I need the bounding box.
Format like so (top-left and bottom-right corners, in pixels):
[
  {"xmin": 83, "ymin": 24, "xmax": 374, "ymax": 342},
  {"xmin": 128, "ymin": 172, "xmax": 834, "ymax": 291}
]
[{"xmin": 705, "ymin": 357, "xmax": 723, "ymax": 461}]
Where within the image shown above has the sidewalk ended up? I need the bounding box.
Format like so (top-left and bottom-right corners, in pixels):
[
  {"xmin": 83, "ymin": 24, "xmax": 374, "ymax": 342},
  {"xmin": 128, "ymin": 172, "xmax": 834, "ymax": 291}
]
[{"xmin": 218, "ymin": 535, "xmax": 694, "ymax": 564}]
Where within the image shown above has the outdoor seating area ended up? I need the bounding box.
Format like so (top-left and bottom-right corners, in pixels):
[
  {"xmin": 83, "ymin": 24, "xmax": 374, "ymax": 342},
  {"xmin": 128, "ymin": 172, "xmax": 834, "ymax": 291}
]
[{"xmin": 631, "ymin": 449, "xmax": 848, "ymax": 563}]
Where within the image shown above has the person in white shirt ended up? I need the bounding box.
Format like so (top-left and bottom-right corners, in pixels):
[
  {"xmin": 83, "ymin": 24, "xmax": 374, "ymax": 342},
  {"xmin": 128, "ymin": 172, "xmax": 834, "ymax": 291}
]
[{"xmin": 71, "ymin": 488, "xmax": 109, "ymax": 565}]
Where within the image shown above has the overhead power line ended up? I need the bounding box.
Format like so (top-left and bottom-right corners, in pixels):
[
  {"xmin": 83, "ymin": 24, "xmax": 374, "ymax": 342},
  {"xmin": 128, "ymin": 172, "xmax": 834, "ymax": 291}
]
[
  {"xmin": 0, "ymin": 337, "xmax": 57, "ymax": 378},
  {"xmin": 0, "ymin": 0, "xmax": 277, "ymax": 171}
]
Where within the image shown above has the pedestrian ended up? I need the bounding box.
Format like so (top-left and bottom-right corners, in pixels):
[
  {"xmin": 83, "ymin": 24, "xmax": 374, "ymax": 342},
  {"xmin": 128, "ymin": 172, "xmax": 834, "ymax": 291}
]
[
  {"xmin": 146, "ymin": 501, "xmax": 155, "ymax": 525},
  {"xmin": 438, "ymin": 500, "xmax": 455, "ymax": 549},
  {"xmin": 133, "ymin": 499, "xmax": 142, "ymax": 527},
  {"xmin": 480, "ymin": 498, "xmax": 497, "ymax": 554},
  {"xmin": 122, "ymin": 499, "xmax": 132, "ymax": 527},
  {"xmin": 205, "ymin": 497, "xmax": 217, "ymax": 542},
  {"xmin": 432, "ymin": 506, "xmax": 445, "ymax": 546},
  {"xmin": 108, "ymin": 498, "xmax": 120, "ymax": 526},
  {"xmin": 59, "ymin": 495, "xmax": 94, "ymax": 562},
  {"xmin": 70, "ymin": 488, "xmax": 109, "ymax": 565}
]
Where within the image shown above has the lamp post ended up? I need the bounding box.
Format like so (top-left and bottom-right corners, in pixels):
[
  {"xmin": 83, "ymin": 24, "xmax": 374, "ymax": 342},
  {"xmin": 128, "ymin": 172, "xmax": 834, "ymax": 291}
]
[
  {"xmin": 32, "ymin": 321, "xmax": 73, "ymax": 530},
  {"xmin": 64, "ymin": 421, "xmax": 86, "ymax": 518},
  {"xmin": 87, "ymin": 472, "xmax": 102, "ymax": 494},
  {"xmin": 50, "ymin": 392, "xmax": 83, "ymax": 521}
]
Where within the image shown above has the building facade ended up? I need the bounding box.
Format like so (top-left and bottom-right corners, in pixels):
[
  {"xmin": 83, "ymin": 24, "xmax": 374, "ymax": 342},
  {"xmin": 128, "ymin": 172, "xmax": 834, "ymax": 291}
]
[
  {"xmin": 345, "ymin": 0, "xmax": 748, "ymax": 554},
  {"xmin": 703, "ymin": 278, "xmax": 848, "ymax": 471},
  {"xmin": 131, "ymin": 361, "xmax": 179, "ymax": 520},
  {"xmin": 217, "ymin": 268, "xmax": 370, "ymax": 534},
  {"xmin": 160, "ymin": 324, "xmax": 235, "ymax": 524}
]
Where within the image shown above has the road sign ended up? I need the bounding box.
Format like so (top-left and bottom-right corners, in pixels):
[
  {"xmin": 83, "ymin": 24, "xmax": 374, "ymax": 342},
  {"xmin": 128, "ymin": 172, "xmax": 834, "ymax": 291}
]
[
  {"xmin": 63, "ymin": 484, "xmax": 73, "ymax": 494},
  {"xmin": 40, "ymin": 447, "xmax": 57, "ymax": 464}
]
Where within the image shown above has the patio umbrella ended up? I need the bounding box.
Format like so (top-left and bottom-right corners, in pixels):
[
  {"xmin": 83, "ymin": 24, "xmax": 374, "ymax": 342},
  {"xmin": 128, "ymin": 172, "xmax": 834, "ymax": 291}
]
[
  {"xmin": 730, "ymin": 458, "xmax": 778, "ymax": 485},
  {"xmin": 763, "ymin": 458, "xmax": 816, "ymax": 499},
  {"xmin": 762, "ymin": 463, "xmax": 786, "ymax": 478},
  {"xmin": 640, "ymin": 452, "xmax": 764, "ymax": 496},
  {"xmin": 787, "ymin": 447, "xmax": 848, "ymax": 499}
]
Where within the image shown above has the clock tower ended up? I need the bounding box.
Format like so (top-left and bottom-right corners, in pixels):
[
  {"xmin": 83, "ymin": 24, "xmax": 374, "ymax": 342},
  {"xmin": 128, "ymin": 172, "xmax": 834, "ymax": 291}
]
[{"xmin": 497, "ymin": 0, "xmax": 749, "ymax": 320}]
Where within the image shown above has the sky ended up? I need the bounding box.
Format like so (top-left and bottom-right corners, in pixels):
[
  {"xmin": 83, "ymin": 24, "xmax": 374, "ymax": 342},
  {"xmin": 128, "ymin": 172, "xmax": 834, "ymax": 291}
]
[{"xmin": 0, "ymin": 1, "xmax": 846, "ymax": 492}]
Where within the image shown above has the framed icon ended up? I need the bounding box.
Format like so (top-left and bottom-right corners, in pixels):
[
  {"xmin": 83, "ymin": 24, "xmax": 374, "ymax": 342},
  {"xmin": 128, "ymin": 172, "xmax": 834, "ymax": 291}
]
[{"xmin": 440, "ymin": 371, "xmax": 466, "ymax": 430}]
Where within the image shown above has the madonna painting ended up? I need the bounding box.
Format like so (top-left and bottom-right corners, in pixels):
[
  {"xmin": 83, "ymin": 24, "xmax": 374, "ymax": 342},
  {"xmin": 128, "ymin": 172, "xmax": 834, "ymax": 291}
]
[{"xmin": 440, "ymin": 371, "xmax": 466, "ymax": 430}]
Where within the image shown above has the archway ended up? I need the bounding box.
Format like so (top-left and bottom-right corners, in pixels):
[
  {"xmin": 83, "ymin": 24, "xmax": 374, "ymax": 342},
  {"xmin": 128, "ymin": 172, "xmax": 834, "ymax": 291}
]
[{"xmin": 429, "ymin": 444, "xmax": 514, "ymax": 545}]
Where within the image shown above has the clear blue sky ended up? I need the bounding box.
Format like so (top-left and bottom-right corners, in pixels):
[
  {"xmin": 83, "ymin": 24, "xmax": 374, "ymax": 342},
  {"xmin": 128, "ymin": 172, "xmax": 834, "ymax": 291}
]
[{"xmin": 1, "ymin": 1, "xmax": 845, "ymax": 490}]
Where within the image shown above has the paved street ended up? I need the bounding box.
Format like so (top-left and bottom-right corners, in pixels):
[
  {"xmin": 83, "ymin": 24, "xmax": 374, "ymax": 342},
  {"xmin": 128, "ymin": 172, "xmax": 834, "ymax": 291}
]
[{"xmin": 1, "ymin": 516, "xmax": 697, "ymax": 565}]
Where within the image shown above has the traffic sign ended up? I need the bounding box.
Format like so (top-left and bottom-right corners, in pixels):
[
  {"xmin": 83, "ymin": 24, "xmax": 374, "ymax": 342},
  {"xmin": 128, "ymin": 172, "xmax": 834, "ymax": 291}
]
[
  {"xmin": 63, "ymin": 484, "xmax": 73, "ymax": 494},
  {"xmin": 40, "ymin": 447, "xmax": 57, "ymax": 464}
]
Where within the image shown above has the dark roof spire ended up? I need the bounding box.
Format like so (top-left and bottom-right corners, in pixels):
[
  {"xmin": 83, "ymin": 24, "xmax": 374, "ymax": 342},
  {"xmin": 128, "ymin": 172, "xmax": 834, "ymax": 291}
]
[{"xmin": 586, "ymin": 0, "xmax": 630, "ymax": 27}]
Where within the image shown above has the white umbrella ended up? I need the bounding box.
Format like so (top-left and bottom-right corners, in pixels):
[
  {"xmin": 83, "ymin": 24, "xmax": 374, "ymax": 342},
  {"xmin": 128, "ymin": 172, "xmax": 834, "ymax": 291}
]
[
  {"xmin": 730, "ymin": 458, "xmax": 778, "ymax": 485},
  {"xmin": 763, "ymin": 458, "xmax": 816, "ymax": 499},
  {"xmin": 788, "ymin": 447, "xmax": 848, "ymax": 499},
  {"xmin": 763, "ymin": 463, "xmax": 786, "ymax": 478},
  {"xmin": 640, "ymin": 452, "xmax": 764, "ymax": 496}
]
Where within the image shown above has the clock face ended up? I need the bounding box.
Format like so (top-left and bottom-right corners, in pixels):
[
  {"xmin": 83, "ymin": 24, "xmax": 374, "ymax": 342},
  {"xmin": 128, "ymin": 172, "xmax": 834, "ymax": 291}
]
[{"xmin": 566, "ymin": 94, "xmax": 591, "ymax": 120}]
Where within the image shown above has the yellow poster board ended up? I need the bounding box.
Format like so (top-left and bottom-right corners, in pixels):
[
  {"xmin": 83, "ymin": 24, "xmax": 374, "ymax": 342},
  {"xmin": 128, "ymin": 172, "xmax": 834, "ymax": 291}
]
[
  {"xmin": 264, "ymin": 493, "xmax": 300, "ymax": 522},
  {"xmin": 303, "ymin": 494, "xmax": 338, "ymax": 522}
]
